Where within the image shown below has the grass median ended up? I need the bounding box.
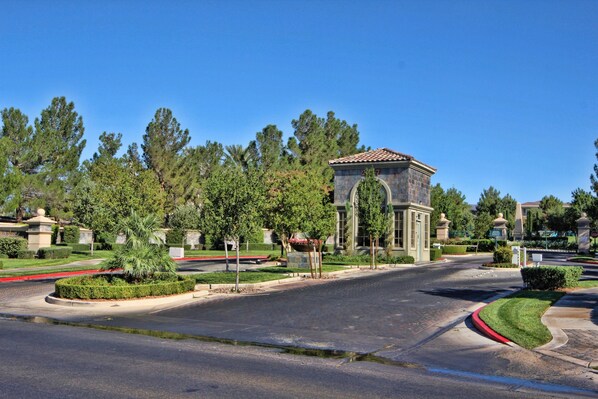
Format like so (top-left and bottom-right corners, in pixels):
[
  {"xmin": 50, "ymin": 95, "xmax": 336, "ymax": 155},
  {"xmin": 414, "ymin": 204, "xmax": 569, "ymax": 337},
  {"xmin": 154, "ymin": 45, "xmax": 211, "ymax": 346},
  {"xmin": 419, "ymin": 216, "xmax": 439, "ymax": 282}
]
[{"xmin": 479, "ymin": 290, "xmax": 564, "ymax": 349}]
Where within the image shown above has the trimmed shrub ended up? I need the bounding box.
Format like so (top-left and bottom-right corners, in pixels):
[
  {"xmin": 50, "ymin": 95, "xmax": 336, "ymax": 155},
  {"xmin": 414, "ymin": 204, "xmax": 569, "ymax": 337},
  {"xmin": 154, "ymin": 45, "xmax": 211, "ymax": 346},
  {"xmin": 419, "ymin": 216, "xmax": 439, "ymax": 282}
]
[
  {"xmin": 241, "ymin": 243, "xmax": 276, "ymax": 251},
  {"xmin": 17, "ymin": 250, "xmax": 36, "ymax": 259},
  {"xmin": 430, "ymin": 248, "xmax": 442, "ymax": 261},
  {"xmin": 381, "ymin": 255, "xmax": 415, "ymax": 264},
  {"xmin": 521, "ymin": 266, "xmax": 584, "ymax": 290},
  {"xmin": 63, "ymin": 226, "xmax": 80, "ymax": 244},
  {"xmin": 55, "ymin": 274, "xmax": 195, "ymax": 299},
  {"xmin": 0, "ymin": 260, "xmax": 3, "ymax": 269},
  {"xmin": 70, "ymin": 243, "xmax": 91, "ymax": 252},
  {"xmin": 493, "ymin": 247, "xmax": 513, "ymax": 264},
  {"xmin": 166, "ymin": 229, "xmax": 185, "ymax": 246},
  {"xmin": 51, "ymin": 224, "xmax": 60, "ymax": 245},
  {"xmin": 442, "ymin": 245, "xmax": 468, "ymax": 255},
  {"xmin": 38, "ymin": 247, "xmax": 72, "ymax": 259},
  {"xmin": 0, "ymin": 237, "xmax": 28, "ymax": 258}
]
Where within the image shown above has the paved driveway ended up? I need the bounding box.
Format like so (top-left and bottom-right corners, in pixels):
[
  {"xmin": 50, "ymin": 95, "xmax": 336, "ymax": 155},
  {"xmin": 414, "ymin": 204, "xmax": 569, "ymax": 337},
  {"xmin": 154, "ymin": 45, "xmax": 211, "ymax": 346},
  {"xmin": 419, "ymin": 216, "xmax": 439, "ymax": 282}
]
[{"xmin": 92, "ymin": 256, "xmax": 524, "ymax": 353}]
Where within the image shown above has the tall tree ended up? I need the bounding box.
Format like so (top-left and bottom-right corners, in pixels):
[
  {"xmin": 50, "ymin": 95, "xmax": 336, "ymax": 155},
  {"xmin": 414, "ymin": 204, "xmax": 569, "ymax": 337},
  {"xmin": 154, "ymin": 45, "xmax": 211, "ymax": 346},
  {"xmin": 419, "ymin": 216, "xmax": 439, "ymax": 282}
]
[
  {"xmin": 142, "ymin": 108, "xmax": 191, "ymax": 214},
  {"xmin": 430, "ymin": 184, "xmax": 474, "ymax": 237},
  {"xmin": 248, "ymin": 124, "xmax": 284, "ymax": 172},
  {"xmin": 201, "ymin": 166, "xmax": 265, "ymax": 292},
  {"xmin": 357, "ymin": 168, "xmax": 386, "ymax": 268}
]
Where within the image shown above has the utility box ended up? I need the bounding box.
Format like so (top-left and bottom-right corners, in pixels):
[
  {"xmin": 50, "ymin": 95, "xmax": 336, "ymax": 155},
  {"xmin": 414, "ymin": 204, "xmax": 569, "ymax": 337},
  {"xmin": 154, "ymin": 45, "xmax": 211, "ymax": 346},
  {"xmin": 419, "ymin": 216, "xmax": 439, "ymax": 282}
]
[{"xmin": 532, "ymin": 253, "xmax": 542, "ymax": 266}]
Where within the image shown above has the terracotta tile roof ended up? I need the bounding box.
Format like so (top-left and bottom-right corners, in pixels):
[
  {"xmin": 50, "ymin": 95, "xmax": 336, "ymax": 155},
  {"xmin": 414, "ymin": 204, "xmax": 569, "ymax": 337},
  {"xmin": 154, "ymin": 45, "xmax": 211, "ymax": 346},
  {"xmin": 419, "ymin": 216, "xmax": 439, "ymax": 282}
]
[{"xmin": 329, "ymin": 148, "xmax": 414, "ymax": 165}]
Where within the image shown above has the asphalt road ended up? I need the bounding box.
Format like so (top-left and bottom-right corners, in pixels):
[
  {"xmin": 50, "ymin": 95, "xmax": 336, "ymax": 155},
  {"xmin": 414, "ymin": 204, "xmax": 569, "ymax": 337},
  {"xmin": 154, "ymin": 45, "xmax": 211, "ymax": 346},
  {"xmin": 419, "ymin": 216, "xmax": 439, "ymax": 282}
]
[{"xmin": 0, "ymin": 318, "xmax": 586, "ymax": 399}]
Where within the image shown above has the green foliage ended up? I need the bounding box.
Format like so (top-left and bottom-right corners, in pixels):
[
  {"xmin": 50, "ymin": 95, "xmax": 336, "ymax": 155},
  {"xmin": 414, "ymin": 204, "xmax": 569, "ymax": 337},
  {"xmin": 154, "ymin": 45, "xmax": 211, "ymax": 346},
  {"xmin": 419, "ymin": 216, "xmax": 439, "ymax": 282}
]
[
  {"xmin": 55, "ymin": 274, "xmax": 194, "ymax": 300},
  {"xmin": 168, "ymin": 204, "xmax": 201, "ymax": 232},
  {"xmin": 17, "ymin": 250, "xmax": 36, "ymax": 259},
  {"xmin": 521, "ymin": 266, "xmax": 584, "ymax": 290},
  {"xmin": 344, "ymin": 201, "xmax": 355, "ymax": 256},
  {"xmin": 0, "ymin": 260, "xmax": 3, "ymax": 269},
  {"xmin": 103, "ymin": 211, "xmax": 176, "ymax": 282},
  {"xmin": 441, "ymin": 245, "xmax": 468, "ymax": 255},
  {"xmin": 241, "ymin": 243, "xmax": 277, "ymax": 251},
  {"xmin": 475, "ymin": 187, "xmax": 517, "ymax": 235},
  {"xmin": 483, "ymin": 262, "xmax": 519, "ymax": 268},
  {"xmin": 248, "ymin": 125, "xmax": 284, "ymax": 172},
  {"xmin": 38, "ymin": 247, "xmax": 72, "ymax": 259},
  {"xmin": 473, "ymin": 212, "xmax": 493, "ymax": 239},
  {"xmin": 51, "ymin": 224, "xmax": 60, "ymax": 245},
  {"xmin": 357, "ymin": 168, "xmax": 386, "ymax": 267},
  {"xmin": 63, "ymin": 225, "xmax": 80, "ymax": 243},
  {"xmin": 493, "ymin": 246, "xmax": 513, "ymax": 263},
  {"xmin": 379, "ymin": 255, "xmax": 415, "ymax": 264},
  {"xmin": 430, "ymin": 184, "xmax": 474, "ymax": 237},
  {"xmin": 165, "ymin": 229, "xmax": 185, "ymax": 246},
  {"xmin": 430, "ymin": 248, "xmax": 442, "ymax": 261},
  {"xmin": 142, "ymin": 108, "xmax": 191, "ymax": 213},
  {"xmin": 0, "ymin": 237, "xmax": 28, "ymax": 258}
]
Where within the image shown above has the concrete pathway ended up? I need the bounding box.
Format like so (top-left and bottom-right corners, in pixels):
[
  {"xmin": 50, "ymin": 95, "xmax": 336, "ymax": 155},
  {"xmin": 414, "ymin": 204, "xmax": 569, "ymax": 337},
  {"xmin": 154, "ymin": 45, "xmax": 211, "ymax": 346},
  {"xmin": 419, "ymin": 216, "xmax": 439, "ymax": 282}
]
[{"xmin": 538, "ymin": 287, "xmax": 598, "ymax": 369}]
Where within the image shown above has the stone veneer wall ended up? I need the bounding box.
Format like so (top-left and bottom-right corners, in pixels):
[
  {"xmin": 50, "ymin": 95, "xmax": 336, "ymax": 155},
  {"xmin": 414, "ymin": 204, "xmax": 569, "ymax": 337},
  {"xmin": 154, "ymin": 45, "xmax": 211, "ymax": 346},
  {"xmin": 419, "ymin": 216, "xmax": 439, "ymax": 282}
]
[{"xmin": 333, "ymin": 166, "xmax": 430, "ymax": 207}]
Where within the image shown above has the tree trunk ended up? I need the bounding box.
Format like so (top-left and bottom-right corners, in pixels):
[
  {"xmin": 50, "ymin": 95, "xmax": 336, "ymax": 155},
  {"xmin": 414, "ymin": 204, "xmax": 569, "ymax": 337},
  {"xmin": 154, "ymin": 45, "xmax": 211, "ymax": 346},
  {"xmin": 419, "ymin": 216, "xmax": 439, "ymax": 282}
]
[
  {"xmin": 318, "ymin": 242, "xmax": 323, "ymax": 278},
  {"xmin": 370, "ymin": 234, "xmax": 374, "ymax": 269},
  {"xmin": 235, "ymin": 239, "xmax": 240, "ymax": 292},
  {"xmin": 224, "ymin": 239, "xmax": 230, "ymax": 272},
  {"xmin": 308, "ymin": 241, "xmax": 315, "ymax": 279},
  {"xmin": 375, "ymin": 236, "xmax": 379, "ymax": 269}
]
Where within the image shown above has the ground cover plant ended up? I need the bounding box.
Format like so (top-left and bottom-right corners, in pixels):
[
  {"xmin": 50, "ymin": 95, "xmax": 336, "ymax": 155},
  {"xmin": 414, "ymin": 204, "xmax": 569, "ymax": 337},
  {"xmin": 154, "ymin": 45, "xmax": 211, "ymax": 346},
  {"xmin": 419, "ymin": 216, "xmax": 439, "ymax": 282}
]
[{"xmin": 479, "ymin": 290, "xmax": 565, "ymax": 349}]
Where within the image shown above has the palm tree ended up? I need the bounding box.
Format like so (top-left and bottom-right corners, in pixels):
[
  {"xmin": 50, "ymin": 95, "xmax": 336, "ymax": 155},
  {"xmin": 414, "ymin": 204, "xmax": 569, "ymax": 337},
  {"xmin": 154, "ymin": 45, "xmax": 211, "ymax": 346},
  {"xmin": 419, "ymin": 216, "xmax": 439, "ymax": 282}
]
[{"xmin": 104, "ymin": 211, "xmax": 176, "ymax": 282}]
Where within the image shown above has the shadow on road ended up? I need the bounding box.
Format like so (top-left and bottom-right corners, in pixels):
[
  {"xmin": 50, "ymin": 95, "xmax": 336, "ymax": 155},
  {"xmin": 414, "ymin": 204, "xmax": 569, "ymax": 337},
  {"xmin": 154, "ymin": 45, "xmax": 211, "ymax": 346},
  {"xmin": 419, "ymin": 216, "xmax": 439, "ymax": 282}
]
[{"xmin": 417, "ymin": 288, "xmax": 511, "ymax": 302}]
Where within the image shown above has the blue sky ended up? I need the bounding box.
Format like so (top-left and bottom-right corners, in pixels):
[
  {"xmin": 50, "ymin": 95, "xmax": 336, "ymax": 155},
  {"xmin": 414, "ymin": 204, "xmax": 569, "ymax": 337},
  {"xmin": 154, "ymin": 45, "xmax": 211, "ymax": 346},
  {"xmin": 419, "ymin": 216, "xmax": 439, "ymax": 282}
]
[{"xmin": 1, "ymin": 0, "xmax": 597, "ymax": 204}]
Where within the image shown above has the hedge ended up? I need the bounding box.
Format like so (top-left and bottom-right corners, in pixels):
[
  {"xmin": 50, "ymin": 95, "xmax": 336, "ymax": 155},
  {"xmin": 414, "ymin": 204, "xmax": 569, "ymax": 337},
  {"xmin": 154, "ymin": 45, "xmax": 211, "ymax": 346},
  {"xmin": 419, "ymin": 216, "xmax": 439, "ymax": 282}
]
[
  {"xmin": 380, "ymin": 255, "xmax": 415, "ymax": 264},
  {"xmin": 521, "ymin": 266, "xmax": 583, "ymax": 290},
  {"xmin": 17, "ymin": 250, "xmax": 36, "ymax": 259},
  {"xmin": 430, "ymin": 248, "xmax": 442, "ymax": 261},
  {"xmin": 483, "ymin": 262, "xmax": 519, "ymax": 268},
  {"xmin": 240, "ymin": 243, "xmax": 277, "ymax": 251},
  {"xmin": 63, "ymin": 225, "xmax": 80, "ymax": 244},
  {"xmin": 0, "ymin": 260, "xmax": 3, "ymax": 269},
  {"xmin": 493, "ymin": 247, "xmax": 513, "ymax": 264},
  {"xmin": 38, "ymin": 247, "xmax": 72, "ymax": 259},
  {"xmin": 165, "ymin": 229, "xmax": 185, "ymax": 246},
  {"xmin": 55, "ymin": 274, "xmax": 195, "ymax": 299},
  {"xmin": 441, "ymin": 245, "xmax": 468, "ymax": 255},
  {"xmin": 0, "ymin": 237, "xmax": 28, "ymax": 258}
]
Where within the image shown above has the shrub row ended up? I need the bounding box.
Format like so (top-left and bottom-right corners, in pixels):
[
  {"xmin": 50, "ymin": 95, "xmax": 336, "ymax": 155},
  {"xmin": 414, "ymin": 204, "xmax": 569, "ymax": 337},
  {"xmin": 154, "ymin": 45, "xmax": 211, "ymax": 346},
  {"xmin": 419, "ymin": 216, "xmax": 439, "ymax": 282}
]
[
  {"xmin": 521, "ymin": 266, "xmax": 583, "ymax": 290},
  {"xmin": 483, "ymin": 262, "xmax": 519, "ymax": 268},
  {"xmin": 521, "ymin": 240, "xmax": 576, "ymax": 250},
  {"xmin": 55, "ymin": 274, "xmax": 195, "ymax": 299},
  {"xmin": 441, "ymin": 245, "xmax": 468, "ymax": 255},
  {"xmin": 0, "ymin": 260, "xmax": 3, "ymax": 269},
  {"xmin": 0, "ymin": 237, "xmax": 28, "ymax": 258},
  {"xmin": 38, "ymin": 247, "xmax": 72, "ymax": 259},
  {"xmin": 430, "ymin": 248, "xmax": 442, "ymax": 261},
  {"xmin": 381, "ymin": 255, "xmax": 415, "ymax": 264}
]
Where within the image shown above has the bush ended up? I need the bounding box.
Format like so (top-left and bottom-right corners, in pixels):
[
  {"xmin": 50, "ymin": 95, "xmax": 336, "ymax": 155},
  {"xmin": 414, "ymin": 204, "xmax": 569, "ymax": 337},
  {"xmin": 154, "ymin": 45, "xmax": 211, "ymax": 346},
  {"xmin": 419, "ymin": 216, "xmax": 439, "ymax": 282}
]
[
  {"xmin": 240, "ymin": 243, "xmax": 276, "ymax": 251},
  {"xmin": 17, "ymin": 250, "xmax": 36, "ymax": 259},
  {"xmin": 430, "ymin": 248, "xmax": 442, "ymax": 261},
  {"xmin": 521, "ymin": 266, "xmax": 584, "ymax": 290},
  {"xmin": 0, "ymin": 253, "xmax": 7, "ymax": 259},
  {"xmin": 55, "ymin": 274, "xmax": 195, "ymax": 299},
  {"xmin": 63, "ymin": 225, "xmax": 80, "ymax": 244},
  {"xmin": 442, "ymin": 245, "xmax": 468, "ymax": 255},
  {"xmin": 51, "ymin": 224, "xmax": 60, "ymax": 245},
  {"xmin": 0, "ymin": 237, "xmax": 28, "ymax": 258},
  {"xmin": 38, "ymin": 247, "xmax": 72, "ymax": 259},
  {"xmin": 0, "ymin": 260, "xmax": 3, "ymax": 269},
  {"xmin": 70, "ymin": 243, "xmax": 91, "ymax": 252},
  {"xmin": 493, "ymin": 247, "xmax": 513, "ymax": 264},
  {"xmin": 166, "ymin": 229, "xmax": 185, "ymax": 246}
]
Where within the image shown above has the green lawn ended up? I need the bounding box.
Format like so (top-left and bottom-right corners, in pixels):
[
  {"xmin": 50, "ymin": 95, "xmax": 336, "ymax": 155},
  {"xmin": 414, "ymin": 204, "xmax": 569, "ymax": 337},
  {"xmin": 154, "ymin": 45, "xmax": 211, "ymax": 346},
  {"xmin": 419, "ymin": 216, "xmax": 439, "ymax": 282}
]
[
  {"xmin": 0, "ymin": 266, "xmax": 103, "ymax": 277},
  {"xmin": 184, "ymin": 249, "xmax": 279, "ymax": 258},
  {"xmin": 479, "ymin": 290, "xmax": 565, "ymax": 349},
  {"xmin": 192, "ymin": 271, "xmax": 290, "ymax": 284},
  {"xmin": 0, "ymin": 251, "xmax": 112, "ymax": 269},
  {"xmin": 577, "ymin": 279, "xmax": 598, "ymax": 289}
]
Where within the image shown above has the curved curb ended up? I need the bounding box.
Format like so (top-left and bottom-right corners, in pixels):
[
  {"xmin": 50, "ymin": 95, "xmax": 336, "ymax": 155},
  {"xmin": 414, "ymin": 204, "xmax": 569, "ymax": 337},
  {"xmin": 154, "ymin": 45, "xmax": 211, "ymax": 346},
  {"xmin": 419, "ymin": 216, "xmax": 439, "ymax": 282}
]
[
  {"xmin": 45, "ymin": 291, "xmax": 204, "ymax": 308},
  {"xmin": 471, "ymin": 306, "xmax": 511, "ymax": 345}
]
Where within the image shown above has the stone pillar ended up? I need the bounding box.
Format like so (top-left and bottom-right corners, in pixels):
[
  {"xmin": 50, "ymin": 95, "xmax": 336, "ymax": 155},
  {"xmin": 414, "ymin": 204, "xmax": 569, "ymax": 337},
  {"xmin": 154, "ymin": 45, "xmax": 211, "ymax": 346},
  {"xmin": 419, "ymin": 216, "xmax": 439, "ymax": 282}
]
[
  {"xmin": 576, "ymin": 213, "xmax": 591, "ymax": 254},
  {"xmin": 436, "ymin": 213, "xmax": 451, "ymax": 241},
  {"xmin": 25, "ymin": 209, "xmax": 56, "ymax": 251},
  {"xmin": 492, "ymin": 213, "xmax": 508, "ymax": 240},
  {"xmin": 513, "ymin": 202, "xmax": 524, "ymax": 241}
]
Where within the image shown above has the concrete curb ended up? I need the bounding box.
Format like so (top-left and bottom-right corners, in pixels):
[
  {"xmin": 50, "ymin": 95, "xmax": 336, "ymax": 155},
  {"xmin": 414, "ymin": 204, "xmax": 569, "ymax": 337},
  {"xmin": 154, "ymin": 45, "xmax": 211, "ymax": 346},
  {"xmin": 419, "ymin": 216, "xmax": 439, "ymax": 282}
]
[
  {"xmin": 45, "ymin": 290, "xmax": 208, "ymax": 308},
  {"xmin": 471, "ymin": 306, "xmax": 511, "ymax": 345},
  {"xmin": 195, "ymin": 276, "xmax": 303, "ymax": 290}
]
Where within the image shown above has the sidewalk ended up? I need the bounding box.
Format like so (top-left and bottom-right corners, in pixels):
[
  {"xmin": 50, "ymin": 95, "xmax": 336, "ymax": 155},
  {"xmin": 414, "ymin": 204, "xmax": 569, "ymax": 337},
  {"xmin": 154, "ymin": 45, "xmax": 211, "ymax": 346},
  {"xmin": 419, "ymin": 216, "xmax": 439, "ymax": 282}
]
[{"xmin": 537, "ymin": 287, "xmax": 598, "ymax": 369}]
